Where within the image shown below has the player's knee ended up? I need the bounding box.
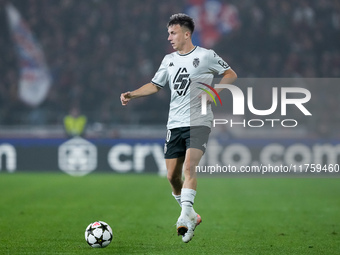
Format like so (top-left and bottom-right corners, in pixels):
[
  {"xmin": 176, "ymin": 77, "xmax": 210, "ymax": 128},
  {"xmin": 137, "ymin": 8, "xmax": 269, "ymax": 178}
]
[
  {"xmin": 183, "ymin": 160, "xmax": 196, "ymax": 172},
  {"xmin": 167, "ymin": 172, "xmax": 182, "ymax": 185},
  {"xmin": 183, "ymin": 163, "xmax": 197, "ymax": 178}
]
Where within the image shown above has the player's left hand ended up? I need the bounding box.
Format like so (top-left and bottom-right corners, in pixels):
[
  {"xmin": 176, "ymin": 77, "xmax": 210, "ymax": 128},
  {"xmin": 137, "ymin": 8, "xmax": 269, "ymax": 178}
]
[{"xmin": 198, "ymin": 92, "xmax": 213, "ymax": 104}]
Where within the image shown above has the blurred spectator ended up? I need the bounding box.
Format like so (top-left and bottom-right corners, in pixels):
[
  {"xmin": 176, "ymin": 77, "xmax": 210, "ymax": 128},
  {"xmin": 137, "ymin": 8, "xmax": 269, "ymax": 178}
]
[{"xmin": 63, "ymin": 106, "xmax": 87, "ymax": 137}]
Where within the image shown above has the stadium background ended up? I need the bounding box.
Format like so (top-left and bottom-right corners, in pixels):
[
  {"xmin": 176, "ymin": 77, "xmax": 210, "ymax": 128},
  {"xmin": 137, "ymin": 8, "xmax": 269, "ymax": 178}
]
[
  {"xmin": 0, "ymin": 0, "xmax": 340, "ymax": 174},
  {"xmin": 0, "ymin": 1, "xmax": 340, "ymax": 254}
]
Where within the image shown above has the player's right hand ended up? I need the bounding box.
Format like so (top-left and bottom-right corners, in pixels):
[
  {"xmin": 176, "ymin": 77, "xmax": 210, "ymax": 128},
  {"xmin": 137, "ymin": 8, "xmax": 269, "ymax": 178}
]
[{"xmin": 120, "ymin": 92, "xmax": 132, "ymax": 106}]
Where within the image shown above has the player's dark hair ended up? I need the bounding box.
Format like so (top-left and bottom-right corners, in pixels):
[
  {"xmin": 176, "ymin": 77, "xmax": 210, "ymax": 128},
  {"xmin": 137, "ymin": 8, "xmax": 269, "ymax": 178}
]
[{"xmin": 167, "ymin": 13, "xmax": 195, "ymax": 35}]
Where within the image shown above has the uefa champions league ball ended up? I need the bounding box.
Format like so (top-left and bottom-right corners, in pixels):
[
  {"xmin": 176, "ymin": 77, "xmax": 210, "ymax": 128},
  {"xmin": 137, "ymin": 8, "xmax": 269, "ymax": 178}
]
[{"xmin": 85, "ymin": 221, "xmax": 113, "ymax": 248}]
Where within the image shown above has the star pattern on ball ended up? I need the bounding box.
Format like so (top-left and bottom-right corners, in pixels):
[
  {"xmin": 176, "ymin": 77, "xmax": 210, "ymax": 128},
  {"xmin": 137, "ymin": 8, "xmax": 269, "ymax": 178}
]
[
  {"xmin": 98, "ymin": 223, "xmax": 109, "ymax": 232},
  {"xmin": 85, "ymin": 221, "xmax": 113, "ymax": 248},
  {"xmin": 86, "ymin": 225, "xmax": 95, "ymax": 236}
]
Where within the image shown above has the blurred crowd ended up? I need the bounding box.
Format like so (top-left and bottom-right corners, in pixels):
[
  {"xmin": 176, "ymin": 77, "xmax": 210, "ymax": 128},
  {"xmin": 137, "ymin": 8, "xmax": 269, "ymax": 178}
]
[{"xmin": 0, "ymin": 0, "xmax": 339, "ymax": 134}]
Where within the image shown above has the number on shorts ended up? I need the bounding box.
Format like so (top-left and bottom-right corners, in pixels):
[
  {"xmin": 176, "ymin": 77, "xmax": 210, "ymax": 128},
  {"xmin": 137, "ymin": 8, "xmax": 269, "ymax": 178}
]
[{"xmin": 166, "ymin": 130, "xmax": 171, "ymax": 142}]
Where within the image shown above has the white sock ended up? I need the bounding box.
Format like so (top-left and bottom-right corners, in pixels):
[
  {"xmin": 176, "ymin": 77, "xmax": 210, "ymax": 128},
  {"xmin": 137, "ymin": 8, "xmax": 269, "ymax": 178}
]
[
  {"xmin": 180, "ymin": 188, "xmax": 196, "ymax": 215},
  {"xmin": 172, "ymin": 193, "xmax": 182, "ymax": 207}
]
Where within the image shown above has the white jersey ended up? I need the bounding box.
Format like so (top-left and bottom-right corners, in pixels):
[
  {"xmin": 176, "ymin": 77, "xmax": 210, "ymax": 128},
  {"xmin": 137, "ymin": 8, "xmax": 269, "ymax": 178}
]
[{"xmin": 151, "ymin": 46, "xmax": 230, "ymax": 129}]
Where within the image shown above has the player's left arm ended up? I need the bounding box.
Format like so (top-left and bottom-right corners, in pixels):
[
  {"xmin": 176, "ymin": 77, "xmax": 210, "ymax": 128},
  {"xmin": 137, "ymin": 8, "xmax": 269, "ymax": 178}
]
[
  {"xmin": 204, "ymin": 68, "xmax": 237, "ymax": 104},
  {"xmin": 203, "ymin": 50, "xmax": 237, "ymax": 103},
  {"xmin": 215, "ymin": 68, "xmax": 237, "ymax": 94}
]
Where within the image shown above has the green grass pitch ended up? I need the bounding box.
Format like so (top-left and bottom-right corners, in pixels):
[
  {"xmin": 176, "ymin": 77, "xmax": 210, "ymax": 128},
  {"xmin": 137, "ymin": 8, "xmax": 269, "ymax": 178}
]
[{"xmin": 0, "ymin": 173, "xmax": 339, "ymax": 254}]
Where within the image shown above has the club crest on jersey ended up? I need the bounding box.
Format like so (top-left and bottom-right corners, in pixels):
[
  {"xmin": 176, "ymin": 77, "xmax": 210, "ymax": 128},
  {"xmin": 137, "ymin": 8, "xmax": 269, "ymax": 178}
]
[{"xmin": 193, "ymin": 58, "xmax": 200, "ymax": 68}]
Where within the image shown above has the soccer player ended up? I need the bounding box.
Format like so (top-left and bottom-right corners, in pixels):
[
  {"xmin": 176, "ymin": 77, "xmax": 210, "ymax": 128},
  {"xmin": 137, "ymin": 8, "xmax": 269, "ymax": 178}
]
[{"xmin": 120, "ymin": 13, "xmax": 237, "ymax": 243}]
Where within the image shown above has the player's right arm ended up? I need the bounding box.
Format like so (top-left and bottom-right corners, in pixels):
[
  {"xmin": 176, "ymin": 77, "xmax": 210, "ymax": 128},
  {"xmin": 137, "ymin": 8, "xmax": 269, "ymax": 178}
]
[
  {"xmin": 121, "ymin": 55, "xmax": 168, "ymax": 106},
  {"xmin": 120, "ymin": 83, "xmax": 161, "ymax": 106}
]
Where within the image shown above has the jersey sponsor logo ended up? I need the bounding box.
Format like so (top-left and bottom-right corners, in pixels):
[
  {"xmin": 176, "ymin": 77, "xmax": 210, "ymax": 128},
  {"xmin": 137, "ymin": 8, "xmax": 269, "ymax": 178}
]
[
  {"xmin": 173, "ymin": 67, "xmax": 191, "ymax": 96},
  {"xmin": 218, "ymin": 60, "xmax": 229, "ymax": 69},
  {"xmin": 193, "ymin": 58, "xmax": 200, "ymax": 68}
]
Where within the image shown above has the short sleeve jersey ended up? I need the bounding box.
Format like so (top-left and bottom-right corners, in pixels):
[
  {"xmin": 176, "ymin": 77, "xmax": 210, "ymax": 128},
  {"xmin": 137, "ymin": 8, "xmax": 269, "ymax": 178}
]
[{"xmin": 151, "ymin": 46, "xmax": 230, "ymax": 129}]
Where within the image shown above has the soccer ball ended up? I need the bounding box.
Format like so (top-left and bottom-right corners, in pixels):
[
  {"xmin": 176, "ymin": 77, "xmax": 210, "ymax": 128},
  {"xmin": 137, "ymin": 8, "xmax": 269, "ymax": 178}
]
[{"xmin": 85, "ymin": 221, "xmax": 113, "ymax": 248}]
